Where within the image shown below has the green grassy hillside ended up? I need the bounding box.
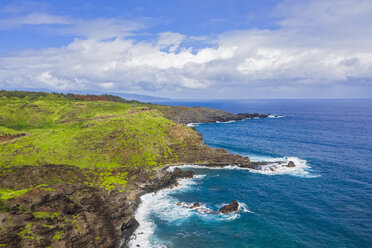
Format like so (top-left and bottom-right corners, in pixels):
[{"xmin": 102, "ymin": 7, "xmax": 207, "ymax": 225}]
[{"xmin": 0, "ymin": 91, "xmax": 200, "ymax": 198}]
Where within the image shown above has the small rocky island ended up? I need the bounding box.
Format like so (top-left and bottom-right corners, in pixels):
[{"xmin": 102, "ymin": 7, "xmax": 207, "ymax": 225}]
[
  {"xmin": 177, "ymin": 200, "xmax": 240, "ymax": 214},
  {"xmin": 0, "ymin": 91, "xmax": 293, "ymax": 247}
]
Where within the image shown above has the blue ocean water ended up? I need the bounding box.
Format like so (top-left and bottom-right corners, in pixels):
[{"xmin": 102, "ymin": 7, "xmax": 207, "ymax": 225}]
[{"xmin": 129, "ymin": 100, "xmax": 372, "ymax": 248}]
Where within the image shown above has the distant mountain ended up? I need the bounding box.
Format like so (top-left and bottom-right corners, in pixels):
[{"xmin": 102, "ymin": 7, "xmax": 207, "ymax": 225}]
[
  {"xmin": 65, "ymin": 91, "xmax": 171, "ymax": 102},
  {"xmin": 111, "ymin": 92, "xmax": 171, "ymax": 102}
]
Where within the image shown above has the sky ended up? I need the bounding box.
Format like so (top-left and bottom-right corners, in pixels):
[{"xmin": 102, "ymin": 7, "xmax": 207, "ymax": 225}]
[{"xmin": 0, "ymin": 0, "xmax": 372, "ymax": 99}]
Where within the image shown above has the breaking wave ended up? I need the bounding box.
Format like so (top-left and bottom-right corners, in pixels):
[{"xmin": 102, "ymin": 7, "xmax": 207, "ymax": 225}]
[
  {"xmin": 186, "ymin": 123, "xmax": 199, "ymax": 127},
  {"xmin": 247, "ymin": 156, "xmax": 319, "ymax": 178},
  {"xmin": 186, "ymin": 114, "xmax": 282, "ymax": 127},
  {"xmin": 128, "ymin": 175, "xmax": 252, "ymax": 248},
  {"xmin": 215, "ymin": 120, "xmax": 236, "ymax": 124},
  {"xmin": 268, "ymin": 115, "xmax": 285, "ymax": 118},
  {"xmin": 174, "ymin": 156, "xmax": 319, "ymax": 178}
]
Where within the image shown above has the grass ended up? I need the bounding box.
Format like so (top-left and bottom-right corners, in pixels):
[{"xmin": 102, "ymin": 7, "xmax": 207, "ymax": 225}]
[
  {"xmin": 0, "ymin": 110, "xmax": 187, "ymax": 169},
  {"xmin": 0, "ymin": 92, "xmax": 190, "ymax": 168},
  {"xmin": 0, "ymin": 126, "xmax": 24, "ymax": 136},
  {"xmin": 0, "ymin": 184, "xmax": 60, "ymax": 210},
  {"xmin": 0, "ymin": 91, "xmax": 199, "ymax": 199},
  {"xmin": 52, "ymin": 231, "xmax": 61, "ymax": 240},
  {"xmin": 32, "ymin": 212, "xmax": 60, "ymax": 220},
  {"xmin": 0, "ymin": 188, "xmax": 30, "ymax": 201},
  {"xmin": 18, "ymin": 223, "xmax": 35, "ymax": 240}
]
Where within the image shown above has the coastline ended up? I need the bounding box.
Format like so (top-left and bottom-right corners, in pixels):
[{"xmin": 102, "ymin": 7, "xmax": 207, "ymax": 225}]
[
  {"xmin": 119, "ymin": 165, "xmax": 196, "ymax": 247},
  {"xmin": 120, "ymin": 155, "xmax": 307, "ymax": 247}
]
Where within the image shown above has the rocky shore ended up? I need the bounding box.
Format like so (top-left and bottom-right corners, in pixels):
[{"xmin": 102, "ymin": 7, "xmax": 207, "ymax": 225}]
[{"xmin": 0, "ymin": 146, "xmax": 292, "ymax": 247}]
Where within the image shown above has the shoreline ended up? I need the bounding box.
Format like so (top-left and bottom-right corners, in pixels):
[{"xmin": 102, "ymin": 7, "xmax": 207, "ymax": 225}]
[
  {"xmin": 119, "ymin": 165, "xmax": 196, "ymax": 247},
  {"xmin": 120, "ymin": 156, "xmax": 308, "ymax": 247}
]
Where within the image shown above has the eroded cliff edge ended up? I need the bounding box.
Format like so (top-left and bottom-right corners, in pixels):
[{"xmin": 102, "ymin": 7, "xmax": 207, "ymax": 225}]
[{"xmin": 0, "ymin": 91, "xmax": 265, "ymax": 247}]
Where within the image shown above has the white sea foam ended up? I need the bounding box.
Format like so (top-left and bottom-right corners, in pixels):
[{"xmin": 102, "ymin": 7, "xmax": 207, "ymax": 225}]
[
  {"xmin": 268, "ymin": 115, "xmax": 285, "ymax": 118},
  {"xmin": 128, "ymin": 173, "xmax": 252, "ymax": 247},
  {"xmin": 193, "ymin": 174, "xmax": 206, "ymax": 179},
  {"xmin": 238, "ymin": 202, "xmax": 254, "ymax": 213},
  {"xmin": 215, "ymin": 120, "xmax": 236, "ymax": 124},
  {"xmin": 128, "ymin": 174, "xmax": 215, "ymax": 248},
  {"xmin": 186, "ymin": 123, "xmax": 199, "ymax": 127},
  {"xmin": 129, "ymin": 155, "xmax": 316, "ymax": 246},
  {"xmin": 128, "ymin": 177, "xmax": 197, "ymax": 248},
  {"xmin": 174, "ymin": 156, "xmax": 319, "ymax": 178},
  {"xmin": 248, "ymin": 156, "xmax": 319, "ymax": 178},
  {"xmin": 186, "ymin": 114, "xmax": 283, "ymax": 127},
  {"xmin": 177, "ymin": 202, "xmax": 215, "ymax": 214}
]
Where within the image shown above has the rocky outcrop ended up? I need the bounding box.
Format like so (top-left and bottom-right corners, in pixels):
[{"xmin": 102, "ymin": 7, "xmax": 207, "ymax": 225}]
[
  {"xmin": 286, "ymin": 161, "xmax": 295, "ymax": 167},
  {"xmin": 219, "ymin": 200, "xmax": 239, "ymax": 213},
  {"xmin": 1, "ymin": 182, "xmax": 125, "ymax": 248},
  {"xmin": 162, "ymin": 106, "xmax": 268, "ymax": 125},
  {"xmin": 170, "ymin": 131, "xmax": 252, "ymax": 168},
  {"xmin": 177, "ymin": 200, "xmax": 240, "ymax": 214},
  {"xmin": 176, "ymin": 202, "xmax": 215, "ymax": 214}
]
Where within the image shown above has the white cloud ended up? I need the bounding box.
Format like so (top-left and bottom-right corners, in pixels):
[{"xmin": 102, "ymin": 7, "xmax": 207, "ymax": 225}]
[
  {"xmin": 66, "ymin": 18, "xmax": 145, "ymax": 39},
  {"xmin": 1, "ymin": 0, "xmax": 372, "ymax": 98},
  {"xmin": 157, "ymin": 32, "xmax": 186, "ymax": 53},
  {"xmin": 0, "ymin": 12, "xmax": 144, "ymax": 40},
  {"xmin": 0, "ymin": 13, "xmax": 70, "ymax": 28}
]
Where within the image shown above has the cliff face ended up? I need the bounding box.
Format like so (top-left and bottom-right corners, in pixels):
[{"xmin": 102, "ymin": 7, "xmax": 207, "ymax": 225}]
[
  {"xmin": 0, "ymin": 164, "xmax": 197, "ymax": 248},
  {"xmin": 0, "ymin": 91, "xmax": 255, "ymax": 247}
]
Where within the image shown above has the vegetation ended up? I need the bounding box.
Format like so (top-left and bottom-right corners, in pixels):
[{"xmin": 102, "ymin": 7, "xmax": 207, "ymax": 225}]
[
  {"xmin": 0, "ymin": 90, "xmax": 205, "ymax": 246},
  {"xmin": 0, "ymin": 188, "xmax": 30, "ymax": 201},
  {"xmin": 0, "ymin": 91, "xmax": 197, "ymax": 169},
  {"xmin": 32, "ymin": 212, "xmax": 60, "ymax": 220}
]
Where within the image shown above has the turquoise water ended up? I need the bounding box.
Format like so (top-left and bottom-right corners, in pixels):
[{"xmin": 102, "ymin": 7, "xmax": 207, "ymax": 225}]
[{"xmin": 129, "ymin": 100, "xmax": 372, "ymax": 248}]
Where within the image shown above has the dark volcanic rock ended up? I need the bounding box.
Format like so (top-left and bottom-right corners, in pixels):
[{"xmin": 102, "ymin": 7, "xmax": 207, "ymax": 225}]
[
  {"xmin": 0, "ymin": 165, "xmax": 198, "ymax": 248},
  {"xmin": 191, "ymin": 202, "xmax": 201, "ymax": 208},
  {"xmin": 219, "ymin": 200, "xmax": 239, "ymax": 214},
  {"xmin": 286, "ymin": 161, "xmax": 295, "ymax": 167},
  {"xmin": 171, "ymin": 134, "xmax": 253, "ymax": 168},
  {"xmin": 143, "ymin": 168, "xmax": 195, "ymax": 193},
  {"xmin": 172, "ymin": 167, "xmax": 194, "ymax": 178},
  {"xmin": 176, "ymin": 202, "xmax": 215, "ymax": 214},
  {"xmin": 120, "ymin": 217, "xmax": 139, "ymax": 244}
]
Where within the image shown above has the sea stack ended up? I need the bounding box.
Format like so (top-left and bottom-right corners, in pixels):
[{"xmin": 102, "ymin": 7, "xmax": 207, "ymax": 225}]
[
  {"xmin": 219, "ymin": 200, "xmax": 239, "ymax": 213},
  {"xmin": 287, "ymin": 161, "xmax": 295, "ymax": 167}
]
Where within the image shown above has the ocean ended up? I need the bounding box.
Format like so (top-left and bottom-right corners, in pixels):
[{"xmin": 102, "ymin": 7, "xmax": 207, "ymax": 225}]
[{"xmin": 129, "ymin": 99, "xmax": 372, "ymax": 248}]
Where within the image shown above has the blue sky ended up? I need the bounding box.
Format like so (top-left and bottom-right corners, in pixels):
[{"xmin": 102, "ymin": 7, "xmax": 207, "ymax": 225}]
[
  {"xmin": 0, "ymin": 0, "xmax": 281, "ymax": 51},
  {"xmin": 1, "ymin": 0, "xmax": 372, "ymax": 99}
]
